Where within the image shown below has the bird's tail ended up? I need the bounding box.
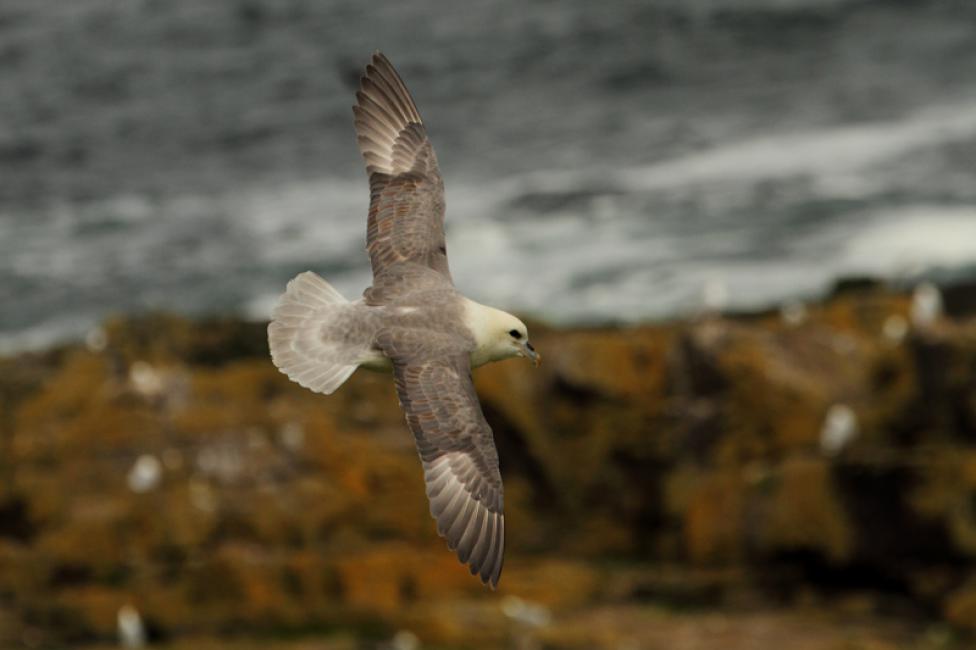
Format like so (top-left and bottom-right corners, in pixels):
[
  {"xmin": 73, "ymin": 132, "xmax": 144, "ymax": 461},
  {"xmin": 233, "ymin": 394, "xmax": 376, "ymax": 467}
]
[{"xmin": 268, "ymin": 271, "xmax": 361, "ymax": 395}]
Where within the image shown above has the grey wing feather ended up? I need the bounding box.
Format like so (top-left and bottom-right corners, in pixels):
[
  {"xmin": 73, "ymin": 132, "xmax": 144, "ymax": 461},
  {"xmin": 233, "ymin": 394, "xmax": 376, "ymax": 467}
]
[
  {"xmin": 353, "ymin": 52, "xmax": 451, "ymax": 282},
  {"xmin": 377, "ymin": 332, "xmax": 505, "ymax": 588},
  {"xmin": 362, "ymin": 261, "xmax": 454, "ymax": 306}
]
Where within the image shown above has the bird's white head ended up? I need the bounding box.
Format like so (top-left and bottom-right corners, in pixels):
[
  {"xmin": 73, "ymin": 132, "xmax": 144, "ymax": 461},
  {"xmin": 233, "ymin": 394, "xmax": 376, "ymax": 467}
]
[{"xmin": 464, "ymin": 300, "xmax": 540, "ymax": 368}]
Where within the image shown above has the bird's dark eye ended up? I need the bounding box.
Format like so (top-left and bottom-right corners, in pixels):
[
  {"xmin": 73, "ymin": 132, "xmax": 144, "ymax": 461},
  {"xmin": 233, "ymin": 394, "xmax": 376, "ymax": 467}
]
[{"xmin": 509, "ymin": 329, "xmax": 521, "ymax": 339}]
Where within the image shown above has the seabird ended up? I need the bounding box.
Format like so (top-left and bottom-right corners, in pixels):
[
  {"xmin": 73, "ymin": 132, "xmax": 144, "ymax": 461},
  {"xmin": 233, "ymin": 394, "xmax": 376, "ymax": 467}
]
[{"xmin": 268, "ymin": 52, "xmax": 539, "ymax": 588}]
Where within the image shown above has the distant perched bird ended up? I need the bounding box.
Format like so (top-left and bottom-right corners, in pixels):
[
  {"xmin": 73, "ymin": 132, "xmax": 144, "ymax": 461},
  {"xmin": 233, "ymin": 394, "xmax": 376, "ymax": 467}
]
[
  {"xmin": 911, "ymin": 282, "xmax": 943, "ymax": 330},
  {"xmin": 819, "ymin": 403, "xmax": 859, "ymax": 456},
  {"xmin": 268, "ymin": 52, "xmax": 540, "ymax": 588},
  {"xmin": 117, "ymin": 604, "xmax": 146, "ymax": 649}
]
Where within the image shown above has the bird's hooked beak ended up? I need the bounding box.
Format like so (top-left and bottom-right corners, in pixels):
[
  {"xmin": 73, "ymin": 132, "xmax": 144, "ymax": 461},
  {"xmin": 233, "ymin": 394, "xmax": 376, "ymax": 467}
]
[{"xmin": 520, "ymin": 341, "xmax": 541, "ymax": 367}]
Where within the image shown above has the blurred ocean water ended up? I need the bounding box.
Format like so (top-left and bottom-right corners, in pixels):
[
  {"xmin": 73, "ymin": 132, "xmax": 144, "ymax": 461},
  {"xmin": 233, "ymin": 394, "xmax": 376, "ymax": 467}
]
[{"xmin": 1, "ymin": 0, "xmax": 975, "ymax": 351}]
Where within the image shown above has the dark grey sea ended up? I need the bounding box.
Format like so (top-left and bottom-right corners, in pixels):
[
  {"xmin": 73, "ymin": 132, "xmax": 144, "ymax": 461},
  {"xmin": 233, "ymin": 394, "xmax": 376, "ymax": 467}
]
[{"xmin": 1, "ymin": 0, "xmax": 975, "ymax": 350}]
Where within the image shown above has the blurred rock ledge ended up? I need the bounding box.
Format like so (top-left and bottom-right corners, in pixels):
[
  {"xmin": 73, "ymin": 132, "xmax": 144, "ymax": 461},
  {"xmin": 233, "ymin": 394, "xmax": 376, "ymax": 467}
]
[{"xmin": 1, "ymin": 280, "xmax": 976, "ymax": 648}]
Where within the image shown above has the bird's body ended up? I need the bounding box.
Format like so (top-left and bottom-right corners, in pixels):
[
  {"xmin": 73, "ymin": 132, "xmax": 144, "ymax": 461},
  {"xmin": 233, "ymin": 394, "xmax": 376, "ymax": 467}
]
[
  {"xmin": 355, "ymin": 296, "xmax": 529, "ymax": 372},
  {"xmin": 268, "ymin": 52, "xmax": 538, "ymax": 588}
]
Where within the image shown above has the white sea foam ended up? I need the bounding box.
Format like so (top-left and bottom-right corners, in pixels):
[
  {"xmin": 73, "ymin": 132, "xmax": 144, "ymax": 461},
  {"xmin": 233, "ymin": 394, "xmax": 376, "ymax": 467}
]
[
  {"xmin": 593, "ymin": 99, "xmax": 976, "ymax": 194},
  {"xmin": 838, "ymin": 206, "xmax": 976, "ymax": 277},
  {"xmin": 2, "ymin": 94, "xmax": 976, "ymax": 350}
]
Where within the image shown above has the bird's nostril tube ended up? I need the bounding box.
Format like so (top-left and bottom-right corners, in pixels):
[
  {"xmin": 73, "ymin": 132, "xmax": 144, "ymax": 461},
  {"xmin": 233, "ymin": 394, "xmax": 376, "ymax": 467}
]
[{"xmin": 526, "ymin": 342, "xmax": 535, "ymax": 352}]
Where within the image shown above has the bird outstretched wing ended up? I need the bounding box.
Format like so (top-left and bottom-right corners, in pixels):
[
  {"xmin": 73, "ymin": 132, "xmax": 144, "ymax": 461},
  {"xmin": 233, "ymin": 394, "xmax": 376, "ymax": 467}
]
[
  {"xmin": 376, "ymin": 329, "xmax": 505, "ymax": 588},
  {"xmin": 353, "ymin": 52, "xmax": 451, "ymax": 283}
]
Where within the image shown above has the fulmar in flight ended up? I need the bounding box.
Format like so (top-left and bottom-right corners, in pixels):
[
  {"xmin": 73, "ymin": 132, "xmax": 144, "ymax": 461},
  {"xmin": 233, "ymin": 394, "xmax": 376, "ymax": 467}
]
[{"xmin": 268, "ymin": 52, "xmax": 539, "ymax": 588}]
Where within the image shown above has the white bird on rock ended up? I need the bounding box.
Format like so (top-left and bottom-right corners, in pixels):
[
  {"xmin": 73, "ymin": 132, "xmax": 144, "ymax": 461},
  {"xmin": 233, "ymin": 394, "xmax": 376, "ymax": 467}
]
[{"xmin": 268, "ymin": 52, "xmax": 540, "ymax": 588}]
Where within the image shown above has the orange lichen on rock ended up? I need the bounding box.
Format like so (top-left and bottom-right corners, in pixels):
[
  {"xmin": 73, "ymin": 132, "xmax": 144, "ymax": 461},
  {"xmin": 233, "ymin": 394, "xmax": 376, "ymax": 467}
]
[
  {"xmin": 497, "ymin": 558, "xmax": 601, "ymax": 610},
  {"xmin": 674, "ymin": 466, "xmax": 747, "ymax": 564},
  {"xmin": 335, "ymin": 543, "xmax": 477, "ymax": 615}
]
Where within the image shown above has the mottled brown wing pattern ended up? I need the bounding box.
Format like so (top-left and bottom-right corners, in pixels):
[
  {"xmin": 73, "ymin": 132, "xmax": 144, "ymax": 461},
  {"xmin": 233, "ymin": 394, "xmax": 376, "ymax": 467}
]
[
  {"xmin": 376, "ymin": 332, "xmax": 505, "ymax": 588},
  {"xmin": 354, "ymin": 52, "xmax": 450, "ymax": 282},
  {"xmin": 361, "ymin": 261, "xmax": 454, "ymax": 307},
  {"xmin": 365, "ymin": 171, "xmax": 449, "ymax": 280}
]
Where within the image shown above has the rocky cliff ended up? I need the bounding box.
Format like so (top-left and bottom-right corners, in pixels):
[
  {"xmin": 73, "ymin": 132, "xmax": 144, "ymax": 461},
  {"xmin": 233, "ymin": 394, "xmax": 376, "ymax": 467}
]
[{"xmin": 2, "ymin": 283, "xmax": 976, "ymax": 648}]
